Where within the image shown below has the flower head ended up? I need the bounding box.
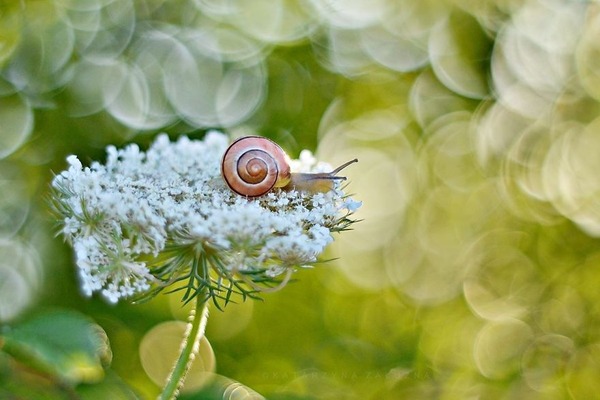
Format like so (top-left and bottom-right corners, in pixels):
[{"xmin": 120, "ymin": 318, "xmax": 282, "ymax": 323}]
[{"xmin": 51, "ymin": 132, "xmax": 360, "ymax": 305}]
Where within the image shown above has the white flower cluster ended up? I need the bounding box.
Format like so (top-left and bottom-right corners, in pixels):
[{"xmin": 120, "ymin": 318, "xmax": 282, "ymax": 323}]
[{"xmin": 52, "ymin": 132, "xmax": 360, "ymax": 303}]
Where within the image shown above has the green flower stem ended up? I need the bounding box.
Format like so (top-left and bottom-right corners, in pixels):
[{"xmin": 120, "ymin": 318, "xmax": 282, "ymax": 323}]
[{"xmin": 159, "ymin": 289, "xmax": 209, "ymax": 400}]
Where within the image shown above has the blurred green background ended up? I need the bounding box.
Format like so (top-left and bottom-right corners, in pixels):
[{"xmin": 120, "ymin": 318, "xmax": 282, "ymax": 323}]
[{"xmin": 2, "ymin": 0, "xmax": 600, "ymax": 399}]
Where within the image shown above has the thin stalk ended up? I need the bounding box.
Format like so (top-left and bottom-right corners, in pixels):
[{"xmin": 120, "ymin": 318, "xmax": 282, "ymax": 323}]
[{"xmin": 159, "ymin": 285, "xmax": 209, "ymax": 400}]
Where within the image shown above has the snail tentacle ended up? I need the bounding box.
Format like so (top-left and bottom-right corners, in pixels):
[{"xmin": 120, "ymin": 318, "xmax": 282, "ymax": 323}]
[{"xmin": 285, "ymin": 158, "xmax": 358, "ymax": 193}]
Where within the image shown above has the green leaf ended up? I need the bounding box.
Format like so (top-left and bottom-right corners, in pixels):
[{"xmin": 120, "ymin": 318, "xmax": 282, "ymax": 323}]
[
  {"xmin": 0, "ymin": 352, "xmax": 75, "ymax": 400},
  {"xmin": 76, "ymin": 370, "xmax": 140, "ymax": 400},
  {"xmin": 1, "ymin": 310, "xmax": 112, "ymax": 385},
  {"xmin": 0, "ymin": 353, "xmax": 139, "ymax": 400}
]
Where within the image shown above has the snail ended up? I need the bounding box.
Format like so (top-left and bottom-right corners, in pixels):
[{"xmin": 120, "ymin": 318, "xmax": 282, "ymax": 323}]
[{"xmin": 221, "ymin": 136, "xmax": 357, "ymax": 198}]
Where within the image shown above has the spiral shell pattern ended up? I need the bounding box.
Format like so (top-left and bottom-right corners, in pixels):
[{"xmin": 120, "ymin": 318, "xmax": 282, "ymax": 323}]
[{"xmin": 221, "ymin": 136, "xmax": 291, "ymax": 197}]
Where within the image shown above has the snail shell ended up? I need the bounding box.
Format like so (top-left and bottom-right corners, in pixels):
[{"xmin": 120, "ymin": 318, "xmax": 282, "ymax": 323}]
[
  {"xmin": 221, "ymin": 136, "xmax": 357, "ymax": 198},
  {"xmin": 221, "ymin": 136, "xmax": 291, "ymax": 197}
]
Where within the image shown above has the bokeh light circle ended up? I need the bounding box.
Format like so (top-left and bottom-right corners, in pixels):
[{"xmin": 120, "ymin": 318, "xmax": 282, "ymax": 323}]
[{"xmin": 139, "ymin": 321, "xmax": 216, "ymax": 393}]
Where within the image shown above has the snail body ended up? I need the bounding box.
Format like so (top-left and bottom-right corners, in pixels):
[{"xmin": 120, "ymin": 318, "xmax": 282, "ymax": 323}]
[{"xmin": 221, "ymin": 136, "xmax": 357, "ymax": 198}]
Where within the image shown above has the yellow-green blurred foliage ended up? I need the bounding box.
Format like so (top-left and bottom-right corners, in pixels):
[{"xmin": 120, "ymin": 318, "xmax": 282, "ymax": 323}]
[{"xmin": 2, "ymin": 0, "xmax": 600, "ymax": 398}]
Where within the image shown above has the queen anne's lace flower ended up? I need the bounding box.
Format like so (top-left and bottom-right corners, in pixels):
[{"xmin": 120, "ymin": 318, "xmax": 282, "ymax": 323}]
[{"xmin": 51, "ymin": 132, "xmax": 360, "ymax": 304}]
